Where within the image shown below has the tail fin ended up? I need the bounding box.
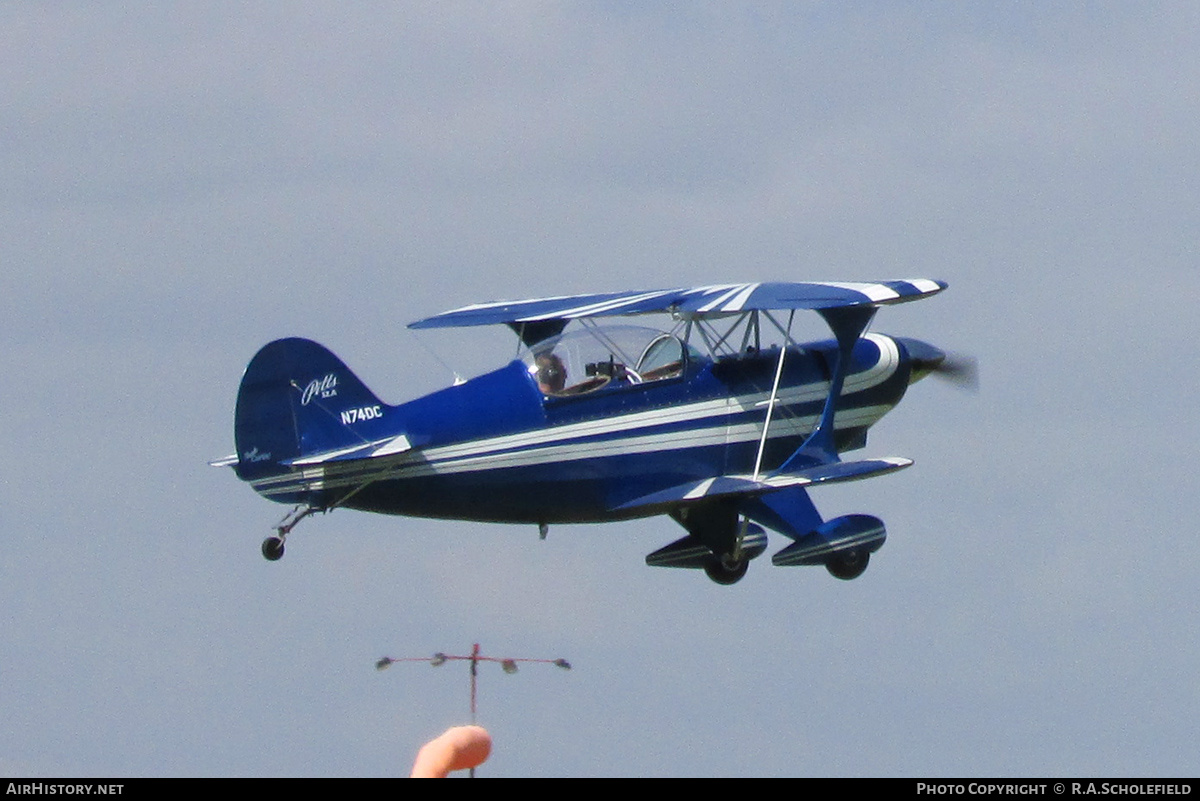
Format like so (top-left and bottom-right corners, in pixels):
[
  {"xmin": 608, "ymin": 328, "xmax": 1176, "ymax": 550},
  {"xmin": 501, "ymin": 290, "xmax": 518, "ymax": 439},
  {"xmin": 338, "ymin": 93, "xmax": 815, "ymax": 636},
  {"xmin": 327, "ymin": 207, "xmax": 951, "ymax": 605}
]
[{"xmin": 234, "ymin": 338, "xmax": 391, "ymax": 481}]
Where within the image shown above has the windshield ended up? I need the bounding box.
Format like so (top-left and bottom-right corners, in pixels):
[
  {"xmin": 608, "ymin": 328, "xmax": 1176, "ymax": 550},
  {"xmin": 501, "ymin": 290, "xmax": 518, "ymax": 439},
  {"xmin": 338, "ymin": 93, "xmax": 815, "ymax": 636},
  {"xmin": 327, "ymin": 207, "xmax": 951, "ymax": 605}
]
[{"xmin": 521, "ymin": 324, "xmax": 694, "ymax": 397}]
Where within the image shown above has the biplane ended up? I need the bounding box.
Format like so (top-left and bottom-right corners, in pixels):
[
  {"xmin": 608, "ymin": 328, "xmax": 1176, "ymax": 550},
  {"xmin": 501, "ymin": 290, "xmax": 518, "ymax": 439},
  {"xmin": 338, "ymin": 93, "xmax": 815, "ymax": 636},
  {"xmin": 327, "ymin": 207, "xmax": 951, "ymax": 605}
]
[{"xmin": 215, "ymin": 280, "xmax": 960, "ymax": 585}]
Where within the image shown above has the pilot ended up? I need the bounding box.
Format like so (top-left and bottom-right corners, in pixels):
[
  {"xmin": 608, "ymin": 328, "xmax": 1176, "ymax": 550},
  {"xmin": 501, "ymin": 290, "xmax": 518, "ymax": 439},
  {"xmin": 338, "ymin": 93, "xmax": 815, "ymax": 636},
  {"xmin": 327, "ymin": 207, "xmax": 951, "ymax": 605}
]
[{"xmin": 534, "ymin": 351, "xmax": 567, "ymax": 394}]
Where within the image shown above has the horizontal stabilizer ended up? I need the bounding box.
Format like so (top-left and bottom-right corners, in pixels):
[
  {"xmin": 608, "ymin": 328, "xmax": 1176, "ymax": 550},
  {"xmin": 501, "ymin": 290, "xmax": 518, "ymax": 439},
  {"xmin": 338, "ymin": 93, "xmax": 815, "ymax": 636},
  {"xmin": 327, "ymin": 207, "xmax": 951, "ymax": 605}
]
[
  {"xmin": 209, "ymin": 454, "xmax": 238, "ymax": 468},
  {"xmin": 283, "ymin": 434, "xmax": 413, "ymax": 466},
  {"xmin": 646, "ymin": 525, "xmax": 769, "ymax": 569},
  {"xmin": 772, "ymin": 515, "xmax": 886, "ymax": 567},
  {"xmin": 614, "ymin": 457, "xmax": 911, "ymax": 513}
]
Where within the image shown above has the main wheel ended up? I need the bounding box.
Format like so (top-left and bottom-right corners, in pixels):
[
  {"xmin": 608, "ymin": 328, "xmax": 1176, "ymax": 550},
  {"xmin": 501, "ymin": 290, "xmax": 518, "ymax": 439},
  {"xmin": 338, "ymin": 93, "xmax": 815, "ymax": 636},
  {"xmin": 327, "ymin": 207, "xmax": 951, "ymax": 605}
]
[
  {"xmin": 826, "ymin": 549, "xmax": 869, "ymax": 580},
  {"xmin": 261, "ymin": 536, "xmax": 285, "ymax": 561},
  {"xmin": 704, "ymin": 554, "xmax": 749, "ymax": 585}
]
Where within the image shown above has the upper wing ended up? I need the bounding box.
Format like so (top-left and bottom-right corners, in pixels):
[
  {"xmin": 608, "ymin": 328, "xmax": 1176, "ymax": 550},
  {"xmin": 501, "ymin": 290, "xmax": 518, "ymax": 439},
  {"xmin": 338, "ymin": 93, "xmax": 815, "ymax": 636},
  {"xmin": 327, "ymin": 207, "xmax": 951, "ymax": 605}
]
[{"xmin": 408, "ymin": 280, "xmax": 947, "ymax": 330}]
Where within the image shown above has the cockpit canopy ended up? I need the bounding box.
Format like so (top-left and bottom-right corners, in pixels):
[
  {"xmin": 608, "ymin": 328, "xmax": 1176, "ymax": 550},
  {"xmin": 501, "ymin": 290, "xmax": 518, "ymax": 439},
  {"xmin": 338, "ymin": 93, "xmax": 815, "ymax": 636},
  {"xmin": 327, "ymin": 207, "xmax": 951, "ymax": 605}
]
[{"xmin": 521, "ymin": 325, "xmax": 697, "ymax": 397}]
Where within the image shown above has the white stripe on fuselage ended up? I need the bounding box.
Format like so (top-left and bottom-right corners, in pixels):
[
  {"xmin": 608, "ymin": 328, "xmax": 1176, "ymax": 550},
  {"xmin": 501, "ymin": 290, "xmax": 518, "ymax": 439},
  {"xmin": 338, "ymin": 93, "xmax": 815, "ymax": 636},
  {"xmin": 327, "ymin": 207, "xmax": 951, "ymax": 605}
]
[
  {"xmin": 525, "ymin": 290, "xmax": 673, "ymax": 321},
  {"xmin": 414, "ymin": 332, "xmax": 896, "ymax": 465},
  {"xmin": 255, "ymin": 403, "xmax": 896, "ymax": 497}
]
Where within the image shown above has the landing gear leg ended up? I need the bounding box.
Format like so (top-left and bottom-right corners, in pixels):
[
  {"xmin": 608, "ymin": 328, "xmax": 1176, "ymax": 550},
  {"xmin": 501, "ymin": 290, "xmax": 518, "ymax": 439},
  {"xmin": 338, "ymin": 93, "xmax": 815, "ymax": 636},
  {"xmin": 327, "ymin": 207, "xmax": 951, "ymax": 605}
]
[
  {"xmin": 261, "ymin": 504, "xmax": 320, "ymax": 562},
  {"xmin": 703, "ymin": 516, "xmax": 752, "ymax": 585}
]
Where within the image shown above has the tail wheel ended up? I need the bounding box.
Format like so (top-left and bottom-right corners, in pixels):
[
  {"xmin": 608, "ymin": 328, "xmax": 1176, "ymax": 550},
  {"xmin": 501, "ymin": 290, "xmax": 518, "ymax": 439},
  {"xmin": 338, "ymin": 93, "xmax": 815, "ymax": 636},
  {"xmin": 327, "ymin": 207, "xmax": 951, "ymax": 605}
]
[
  {"xmin": 260, "ymin": 504, "xmax": 319, "ymax": 562},
  {"xmin": 261, "ymin": 536, "xmax": 285, "ymax": 561},
  {"xmin": 826, "ymin": 549, "xmax": 869, "ymax": 580}
]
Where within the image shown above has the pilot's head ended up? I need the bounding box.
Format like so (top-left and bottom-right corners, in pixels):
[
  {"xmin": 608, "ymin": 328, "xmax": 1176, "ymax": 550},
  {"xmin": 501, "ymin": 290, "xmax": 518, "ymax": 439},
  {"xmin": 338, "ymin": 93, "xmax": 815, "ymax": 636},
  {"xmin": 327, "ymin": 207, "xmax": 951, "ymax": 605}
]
[{"xmin": 534, "ymin": 352, "xmax": 566, "ymax": 393}]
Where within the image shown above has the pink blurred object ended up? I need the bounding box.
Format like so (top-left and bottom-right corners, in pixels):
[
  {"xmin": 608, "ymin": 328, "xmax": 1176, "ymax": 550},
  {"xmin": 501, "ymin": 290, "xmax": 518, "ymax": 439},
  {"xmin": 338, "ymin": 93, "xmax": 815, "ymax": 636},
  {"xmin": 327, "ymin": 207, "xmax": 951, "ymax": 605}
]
[{"xmin": 410, "ymin": 725, "xmax": 493, "ymax": 778}]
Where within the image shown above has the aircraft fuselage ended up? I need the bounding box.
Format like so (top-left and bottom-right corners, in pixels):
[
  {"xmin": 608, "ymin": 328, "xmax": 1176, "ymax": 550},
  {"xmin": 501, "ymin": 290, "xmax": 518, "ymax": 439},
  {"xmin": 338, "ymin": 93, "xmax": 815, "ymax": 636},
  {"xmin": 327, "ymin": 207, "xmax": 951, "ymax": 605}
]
[{"xmin": 241, "ymin": 333, "xmax": 914, "ymax": 525}]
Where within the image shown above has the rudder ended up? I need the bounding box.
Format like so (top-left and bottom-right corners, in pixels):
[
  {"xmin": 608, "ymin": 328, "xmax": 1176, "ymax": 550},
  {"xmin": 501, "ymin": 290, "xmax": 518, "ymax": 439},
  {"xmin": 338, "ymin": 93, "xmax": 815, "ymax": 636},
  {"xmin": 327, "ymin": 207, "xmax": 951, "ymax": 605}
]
[{"xmin": 233, "ymin": 337, "xmax": 390, "ymax": 482}]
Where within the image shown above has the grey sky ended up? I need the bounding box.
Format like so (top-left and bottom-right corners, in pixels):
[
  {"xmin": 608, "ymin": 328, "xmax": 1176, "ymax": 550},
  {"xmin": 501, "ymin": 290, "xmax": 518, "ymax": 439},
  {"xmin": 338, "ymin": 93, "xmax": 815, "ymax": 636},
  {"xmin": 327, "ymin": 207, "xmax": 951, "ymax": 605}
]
[{"xmin": 2, "ymin": 3, "xmax": 1198, "ymax": 777}]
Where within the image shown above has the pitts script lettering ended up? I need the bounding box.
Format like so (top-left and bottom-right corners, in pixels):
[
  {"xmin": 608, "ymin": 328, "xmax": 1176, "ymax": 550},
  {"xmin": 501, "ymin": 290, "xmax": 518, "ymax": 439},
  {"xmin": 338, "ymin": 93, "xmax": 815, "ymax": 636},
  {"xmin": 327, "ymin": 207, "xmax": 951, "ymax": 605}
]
[
  {"xmin": 301, "ymin": 373, "xmax": 338, "ymax": 405},
  {"xmin": 341, "ymin": 405, "xmax": 383, "ymax": 425},
  {"xmin": 242, "ymin": 447, "xmax": 272, "ymax": 463}
]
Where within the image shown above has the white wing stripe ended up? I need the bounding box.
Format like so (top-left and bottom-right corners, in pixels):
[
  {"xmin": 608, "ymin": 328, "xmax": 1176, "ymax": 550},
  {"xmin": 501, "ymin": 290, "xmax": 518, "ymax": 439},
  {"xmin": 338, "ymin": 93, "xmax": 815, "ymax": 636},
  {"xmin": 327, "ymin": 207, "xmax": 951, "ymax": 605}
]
[
  {"xmin": 696, "ymin": 284, "xmax": 751, "ymax": 313},
  {"xmin": 523, "ymin": 290, "xmax": 674, "ymax": 321},
  {"xmin": 721, "ymin": 282, "xmax": 761, "ymax": 312},
  {"xmin": 905, "ymin": 278, "xmax": 943, "ymax": 294},
  {"xmin": 819, "ymin": 282, "xmax": 900, "ymax": 303}
]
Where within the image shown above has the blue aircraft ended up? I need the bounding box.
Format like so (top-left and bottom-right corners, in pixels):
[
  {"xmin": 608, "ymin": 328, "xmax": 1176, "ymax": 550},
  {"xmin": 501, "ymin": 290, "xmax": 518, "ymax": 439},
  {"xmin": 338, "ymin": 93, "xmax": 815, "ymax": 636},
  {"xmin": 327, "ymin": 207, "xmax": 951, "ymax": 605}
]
[{"xmin": 214, "ymin": 280, "xmax": 963, "ymax": 585}]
